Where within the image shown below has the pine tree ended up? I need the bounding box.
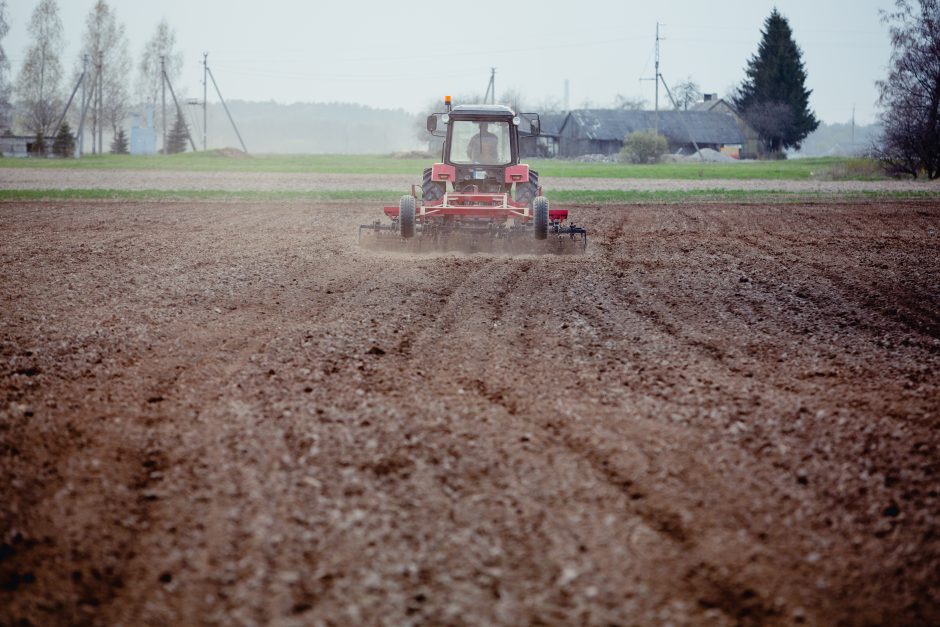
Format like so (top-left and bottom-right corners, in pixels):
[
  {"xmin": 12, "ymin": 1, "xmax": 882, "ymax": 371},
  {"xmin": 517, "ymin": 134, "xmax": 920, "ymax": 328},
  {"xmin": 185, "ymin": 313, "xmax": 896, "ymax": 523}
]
[
  {"xmin": 32, "ymin": 129, "xmax": 44, "ymax": 156},
  {"xmin": 733, "ymin": 9, "xmax": 819, "ymax": 154},
  {"xmin": 165, "ymin": 111, "xmax": 188, "ymax": 154},
  {"xmin": 52, "ymin": 121, "xmax": 74, "ymax": 157},
  {"xmin": 110, "ymin": 127, "xmax": 128, "ymax": 154}
]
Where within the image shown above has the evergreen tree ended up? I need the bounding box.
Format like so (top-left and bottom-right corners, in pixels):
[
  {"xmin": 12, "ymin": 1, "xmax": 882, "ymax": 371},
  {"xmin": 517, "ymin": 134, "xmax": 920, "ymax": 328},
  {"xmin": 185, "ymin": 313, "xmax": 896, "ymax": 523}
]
[
  {"xmin": 110, "ymin": 127, "xmax": 128, "ymax": 154},
  {"xmin": 165, "ymin": 111, "xmax": 188, "ymax": 154},
  {"xmin": 733, "ymin": 9, "xmax": 819, "ymax": 154},
  {"xmin": 52, "ymin": 121, "xmax": 74, "ymax": 157},
  {"xmin": 31, "ymin": 129, "xmax": 44, "ymax": 156}
]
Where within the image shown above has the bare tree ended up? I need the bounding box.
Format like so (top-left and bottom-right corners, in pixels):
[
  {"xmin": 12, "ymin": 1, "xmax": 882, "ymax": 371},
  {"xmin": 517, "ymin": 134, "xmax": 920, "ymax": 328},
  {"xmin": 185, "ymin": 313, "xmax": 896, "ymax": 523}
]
[
  {"xmin": 137, "ymin": 19, "xmax": 183, "ymax": 136},
  {"xmin": 15, "ymin": 0, "xmax": 64, "ymax": 138},
  {"xmin": 876, "ymin": 0, "xmax": 940, "ymax": 178},
  {"xmin": 78, "ymin": 1, "xmax": 130, "ymax": 153},
  {"xmin": 671, "ymin": 77, "xmax": 701, "ymax": 111},
  {"xmin": 497, "ymin": 87, "xmax": 525, "ymax": 112},
  {"xmin": 102, "ymin": 32, "xmax": 130, "ymax": 136},
  {"xmin": 613, "ymin": 94, "xmax": 647, "ymax": 110},
  {"xmin": 533, "ymin": 95, "xmax": 562, "ymax": 113},
  {"xmin": 0, "ymin": 1, "xmax": 12, "ymax": 130}
]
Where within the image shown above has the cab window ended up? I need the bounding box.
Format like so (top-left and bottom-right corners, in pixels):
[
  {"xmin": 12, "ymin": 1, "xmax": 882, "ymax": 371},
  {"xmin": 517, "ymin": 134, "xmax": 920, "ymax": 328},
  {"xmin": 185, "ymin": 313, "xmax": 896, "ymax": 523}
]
[{"xmin": 450, "ymin": 120, "xmax": 511, "ymax": 165}]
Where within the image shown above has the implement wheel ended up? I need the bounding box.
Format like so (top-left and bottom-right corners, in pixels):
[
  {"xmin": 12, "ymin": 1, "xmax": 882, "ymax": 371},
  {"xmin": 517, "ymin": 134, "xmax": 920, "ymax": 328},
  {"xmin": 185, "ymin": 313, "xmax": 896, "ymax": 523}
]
[
  {"xmin": 399, "ymin": 195, "xmax": 416, "ymax": 239},
  {"xmin": 533, "ymin": 196, "xmax": 548, "ymax": 240}
]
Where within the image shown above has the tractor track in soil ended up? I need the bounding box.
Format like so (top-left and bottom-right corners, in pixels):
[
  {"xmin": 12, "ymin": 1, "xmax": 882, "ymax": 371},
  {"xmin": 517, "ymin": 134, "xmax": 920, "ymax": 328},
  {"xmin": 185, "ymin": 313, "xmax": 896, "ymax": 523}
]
[{"xmin": 1, "ymin": 199, "xmax": 938, "ymax": 625}]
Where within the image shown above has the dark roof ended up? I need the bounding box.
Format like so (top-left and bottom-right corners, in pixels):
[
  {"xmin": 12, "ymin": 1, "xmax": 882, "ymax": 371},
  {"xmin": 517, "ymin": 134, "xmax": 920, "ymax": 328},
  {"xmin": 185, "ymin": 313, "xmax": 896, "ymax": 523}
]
[
  {"xmin": 538, "ymin": 113, "xmax": 567, "ymax": 137},
  {"xmin": 566, "ymin": 109, "xmax": 745, "ymax": 144},
  {"xmin": 689, "ymin": 97, "xmax": 734, "ymax": 113}
]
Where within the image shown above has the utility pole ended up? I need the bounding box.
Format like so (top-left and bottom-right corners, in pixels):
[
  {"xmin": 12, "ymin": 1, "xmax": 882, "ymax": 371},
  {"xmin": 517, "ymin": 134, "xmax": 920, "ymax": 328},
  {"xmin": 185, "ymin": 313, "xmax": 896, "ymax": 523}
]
[
  {"xmin": 490, "ymin": 67, "xmax": 496, "ymax": 104},
  {"xmin": 162, "ymin": 65, "xmax": 198, "ymax": 152},
  {"xmin": 654, "ymin": 22, "xmax": 662, "ymax": 135},
  {"xmin": 91, "ymin": 63, "xmax": 97, "ymax": 154},
  {"xmin": 54, "ymin": 57, "xmax": 88, "ymax": 155},
  {"xmin": 206, "ymin": 65, "xmax": 248, "ymax": 154},
  {"xmin": 851, "ymin": 104, "xmax": 856, "ymax": 152},
  {"xmin": 78, "ymin": 55, "xmax": 87, "ymax": 156},
  {"xmin": 161, "ymin": 55, "xmax": 166, "ymax": 153},
  {"xmin": 97, "ymin": 52, "xmax": 104, "ymax": 154},
  {"xmin": 564, "ymin": 79, "xmax": 570, "ymax": 111},
  {"xmin": 203, "ymin": 52, "xmax": 208, "ymax": 151},
  {"xmin": 641, "ymin": 23, "xmax": 664, "ymax": 134},
  {"xmin": 483, "ymin": 67, "xmax": 496, "ymax": 105},
  {"xmin": 659, "ymin": 72, "xmax": 704, "ymax": 161}
]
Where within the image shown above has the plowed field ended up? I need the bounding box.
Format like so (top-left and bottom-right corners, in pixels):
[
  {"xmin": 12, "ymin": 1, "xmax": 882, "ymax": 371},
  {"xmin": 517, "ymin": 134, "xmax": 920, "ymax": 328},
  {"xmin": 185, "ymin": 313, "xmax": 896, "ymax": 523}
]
[{"xmin": 1, "ymin": 199, "xmax": 938, "ymax": 625}]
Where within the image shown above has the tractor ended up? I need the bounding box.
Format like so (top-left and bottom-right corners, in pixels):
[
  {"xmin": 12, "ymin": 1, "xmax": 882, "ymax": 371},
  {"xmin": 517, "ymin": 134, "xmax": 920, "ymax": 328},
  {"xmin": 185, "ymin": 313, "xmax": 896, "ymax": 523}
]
[{"xmin": 358, "ymin": 96, "xmax": 587, "ymax": 253}]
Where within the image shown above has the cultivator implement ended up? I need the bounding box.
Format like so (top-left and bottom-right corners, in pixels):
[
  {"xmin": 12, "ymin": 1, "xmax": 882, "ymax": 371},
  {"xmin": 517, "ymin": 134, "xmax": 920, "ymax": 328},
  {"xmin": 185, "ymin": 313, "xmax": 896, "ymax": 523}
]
[{"xmin": 358, "ymin": 191, "xmax": 587, "ymax": 254}]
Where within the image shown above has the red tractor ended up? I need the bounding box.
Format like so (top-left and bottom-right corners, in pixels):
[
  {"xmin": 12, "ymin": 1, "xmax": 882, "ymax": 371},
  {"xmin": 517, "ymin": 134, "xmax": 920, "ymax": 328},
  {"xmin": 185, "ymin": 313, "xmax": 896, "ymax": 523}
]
[{"xmin": 359, "ymin": 97, "xmax": 587, "ymax": 253}]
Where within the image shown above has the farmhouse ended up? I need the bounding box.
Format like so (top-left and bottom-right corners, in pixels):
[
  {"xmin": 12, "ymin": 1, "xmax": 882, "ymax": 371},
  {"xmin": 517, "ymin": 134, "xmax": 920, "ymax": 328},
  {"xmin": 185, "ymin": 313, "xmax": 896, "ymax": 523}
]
[
  {"xmin": 519, "ymin": 112, "xmax": 566, "ymax": 158},
  {"xmin": 556, "ymin": 108, "xmax": 748, "ymax": 158},
  {"xmin": 690, "ymin": 94, "xmax": 762, "ymax": 158},
  {"xmin": 0, "ymin": 134, "xmax": 48, "ymax": 157}
]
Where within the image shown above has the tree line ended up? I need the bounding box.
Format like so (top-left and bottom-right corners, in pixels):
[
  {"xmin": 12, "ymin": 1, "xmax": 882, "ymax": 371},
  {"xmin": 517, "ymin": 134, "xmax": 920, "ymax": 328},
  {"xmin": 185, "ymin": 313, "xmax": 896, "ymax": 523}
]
[{"xmin": 0, "ymin": 0, "xmax": 185, "ymax": 156}]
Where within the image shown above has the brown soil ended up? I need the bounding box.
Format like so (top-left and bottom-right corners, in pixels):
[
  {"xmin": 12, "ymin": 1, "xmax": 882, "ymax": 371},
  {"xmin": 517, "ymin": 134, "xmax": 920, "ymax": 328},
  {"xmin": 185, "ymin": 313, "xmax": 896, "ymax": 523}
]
[{"xmin": 1, "ymin": 199, "xmax": 938, "ymax": 626}]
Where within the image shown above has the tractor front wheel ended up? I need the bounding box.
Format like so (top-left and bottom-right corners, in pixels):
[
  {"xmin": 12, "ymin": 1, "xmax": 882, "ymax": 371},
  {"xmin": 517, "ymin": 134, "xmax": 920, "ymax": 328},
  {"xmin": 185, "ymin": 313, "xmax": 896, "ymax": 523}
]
[
  {"xmin": 533, "ymin": 196, "xmax": 549, "ymax": 240},
  {"xmin": 399, "ymin": 195, "xmax": 416, "ymax": 239}
]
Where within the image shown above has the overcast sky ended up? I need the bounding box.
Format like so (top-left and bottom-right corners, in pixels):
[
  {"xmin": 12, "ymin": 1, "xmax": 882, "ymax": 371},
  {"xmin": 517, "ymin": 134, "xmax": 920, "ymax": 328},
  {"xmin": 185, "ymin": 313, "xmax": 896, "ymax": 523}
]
[{"xmin": 5, "ymin": 0, "xmax": 891, "ymax": 124}]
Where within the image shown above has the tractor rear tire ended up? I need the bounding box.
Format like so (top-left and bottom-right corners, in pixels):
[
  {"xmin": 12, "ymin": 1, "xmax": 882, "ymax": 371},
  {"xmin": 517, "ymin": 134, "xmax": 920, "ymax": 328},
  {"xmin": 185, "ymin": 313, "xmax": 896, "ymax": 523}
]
[
  {"xmin": 514, "ymin": 169, "xmax": 539, "ymax": 206},
  {"xmin": 422, "ymin": 168, "xmax": 445, "ymax": 202},
  {"xmin": 399, "ymin": 195, "xmax": 416, "ymax": 239},
  {"xmin": 533, "ymin": 196, "xmax": 549, "ymax": 240}
]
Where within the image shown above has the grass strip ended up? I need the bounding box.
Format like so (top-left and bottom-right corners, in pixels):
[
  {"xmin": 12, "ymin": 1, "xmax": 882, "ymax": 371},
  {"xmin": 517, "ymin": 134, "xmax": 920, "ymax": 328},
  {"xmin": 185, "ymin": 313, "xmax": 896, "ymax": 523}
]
[
  {"xmin": 3, "ymin": 188, "xmax": 939, "ymax": 204},
  {"xmin": 0, "ymin": 153, "xmax": 894, "ymax": 181}
]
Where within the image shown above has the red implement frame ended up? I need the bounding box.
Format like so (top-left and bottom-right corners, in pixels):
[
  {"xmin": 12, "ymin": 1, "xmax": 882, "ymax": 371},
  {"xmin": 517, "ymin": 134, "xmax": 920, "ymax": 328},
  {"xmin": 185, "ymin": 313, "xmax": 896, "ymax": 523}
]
[{"xmin": 383, "ymin": 192, "xmax": 568, "ymax": 222}]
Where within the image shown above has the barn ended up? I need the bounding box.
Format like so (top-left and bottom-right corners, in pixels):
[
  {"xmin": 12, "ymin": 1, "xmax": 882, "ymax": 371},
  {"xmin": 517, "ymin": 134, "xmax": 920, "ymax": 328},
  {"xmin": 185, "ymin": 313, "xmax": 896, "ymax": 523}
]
[{"xmin": 556, "ymin": 109, "xmax": 748, "ymax": 158}]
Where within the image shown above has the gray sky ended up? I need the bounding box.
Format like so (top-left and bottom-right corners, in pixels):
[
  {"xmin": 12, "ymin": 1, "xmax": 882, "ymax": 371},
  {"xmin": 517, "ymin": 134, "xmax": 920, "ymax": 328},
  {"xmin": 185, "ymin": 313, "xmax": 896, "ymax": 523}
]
[{"xmin": 6, "ymin": 0, "xmax": 891, "ymax": 124}]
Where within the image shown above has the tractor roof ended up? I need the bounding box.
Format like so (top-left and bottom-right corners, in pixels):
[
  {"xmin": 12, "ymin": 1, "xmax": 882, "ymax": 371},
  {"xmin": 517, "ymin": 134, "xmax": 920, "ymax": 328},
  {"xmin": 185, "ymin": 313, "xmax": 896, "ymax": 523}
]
[{"xmin": 450, "ymin": 104, "xmax": 515, "ymax": 118}]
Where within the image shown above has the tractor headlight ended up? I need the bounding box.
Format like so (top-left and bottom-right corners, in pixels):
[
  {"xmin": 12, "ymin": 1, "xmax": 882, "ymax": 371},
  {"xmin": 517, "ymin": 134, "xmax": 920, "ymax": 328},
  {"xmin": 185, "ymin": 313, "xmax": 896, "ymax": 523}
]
[
  {"xmin": 512, "ymin": 116, "xmax": 520, "ymax": 126},
  {"xmin": 441, "ymin": 114, "xmax": 450, "ymax": 123}
]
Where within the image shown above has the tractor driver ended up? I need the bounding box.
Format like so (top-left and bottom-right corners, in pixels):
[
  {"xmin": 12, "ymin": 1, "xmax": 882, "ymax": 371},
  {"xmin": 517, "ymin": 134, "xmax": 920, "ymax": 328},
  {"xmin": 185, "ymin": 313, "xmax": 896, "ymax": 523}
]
[{"xmin": 467, "ymin": 122, "xmax": 499, "ymax": 163}]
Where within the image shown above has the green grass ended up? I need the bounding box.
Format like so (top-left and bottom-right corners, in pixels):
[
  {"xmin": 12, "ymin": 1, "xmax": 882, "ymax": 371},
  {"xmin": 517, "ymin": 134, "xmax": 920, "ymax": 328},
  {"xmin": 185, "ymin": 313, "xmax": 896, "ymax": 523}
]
[
  {"xmin": 536, "ymin": 157, "xmax": 888, "ymax": 181},
  {"xmin": 3, "ymin": 188, "xmax": 937, "ymax": 204},
  {"xmin": 0, "ymin": 152, "xmax": 890, "ymax": 181},
  {"xmin": 0, "ymin": 189, "xmax": 398, "ymax": 202}
]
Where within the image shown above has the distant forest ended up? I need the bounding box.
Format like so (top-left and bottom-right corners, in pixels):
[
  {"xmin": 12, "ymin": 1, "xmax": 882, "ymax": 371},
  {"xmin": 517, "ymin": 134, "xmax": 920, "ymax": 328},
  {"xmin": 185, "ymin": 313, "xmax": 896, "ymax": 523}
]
[
  {"xmin": 175, "ymin": 101, "xmax": 418, "ymax": 154},
  {"xmin": 790, "ymin": 120, "xmax": 882, "ymax": 158},
  {"xmin": 114, "ymin": 101, "xmax": 881, "ymax": 158}
]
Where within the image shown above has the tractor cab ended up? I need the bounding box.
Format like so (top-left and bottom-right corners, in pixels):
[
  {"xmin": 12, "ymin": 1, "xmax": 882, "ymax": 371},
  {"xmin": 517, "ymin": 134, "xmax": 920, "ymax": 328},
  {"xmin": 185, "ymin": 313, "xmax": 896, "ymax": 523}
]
[{"xmin": 427, "ymin": 102, "xmax": 540, "ymax": 194}]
